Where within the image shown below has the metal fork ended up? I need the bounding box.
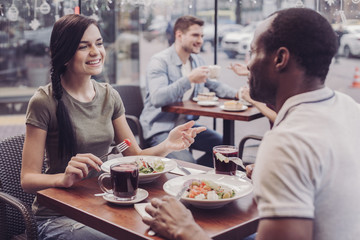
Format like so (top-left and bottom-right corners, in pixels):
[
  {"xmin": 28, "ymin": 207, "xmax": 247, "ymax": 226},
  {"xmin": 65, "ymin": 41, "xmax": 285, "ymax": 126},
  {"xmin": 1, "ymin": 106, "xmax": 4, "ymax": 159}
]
[
  {"xmin": 100, "ymin": 139, "xmax": 131, "ymax": 161},
  {"xmin": 176, "ymin": 179, "xmax": 196, "ymax": 200}
]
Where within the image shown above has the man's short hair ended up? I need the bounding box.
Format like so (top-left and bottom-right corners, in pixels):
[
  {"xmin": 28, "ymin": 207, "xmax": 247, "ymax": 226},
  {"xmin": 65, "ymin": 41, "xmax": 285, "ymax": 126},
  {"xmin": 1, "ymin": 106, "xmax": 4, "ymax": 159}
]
[
  {"xmin": 261, "ymin": 8, "xmax": 338, "ymax": 82},
  {"xmin": 173, "ymin": 15, "xmax": 204, "ymax": 37}
]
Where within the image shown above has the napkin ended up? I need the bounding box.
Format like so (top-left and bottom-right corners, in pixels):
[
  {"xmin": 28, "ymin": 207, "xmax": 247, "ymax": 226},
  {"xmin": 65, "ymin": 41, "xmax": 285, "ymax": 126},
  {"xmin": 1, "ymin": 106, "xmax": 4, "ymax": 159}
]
[
  {"xmin": 134, "ymin": 203, "xmax": 156, "ymax": 236},
  {"xmin": 170, "ymin": 167, "xmax": 206, "ymax": 176},
  {"xmin": 134, "ymin": 203, "xmax": 152, "ymax": 219}
]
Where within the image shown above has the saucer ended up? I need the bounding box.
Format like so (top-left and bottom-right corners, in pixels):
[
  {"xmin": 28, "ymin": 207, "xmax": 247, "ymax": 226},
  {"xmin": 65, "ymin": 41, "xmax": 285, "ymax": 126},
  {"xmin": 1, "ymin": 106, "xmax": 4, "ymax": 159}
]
[
  {"xmin": 197, "ymin": 101, "xmax": 219, "ymax": 107},
  {"xmin": 103, "ymin": 188, "xmax": 148, "ymax": 205},
  {"xmin": 207, "ymin": 169, "xmax": 246, "ymax": 178},
  {"xmin": 220, "ymin": 105, "xmax": 248, "ymax": 112},
  {"xmin": 193, "ymin": 96, "xmax": 219, "ymax": 102}
]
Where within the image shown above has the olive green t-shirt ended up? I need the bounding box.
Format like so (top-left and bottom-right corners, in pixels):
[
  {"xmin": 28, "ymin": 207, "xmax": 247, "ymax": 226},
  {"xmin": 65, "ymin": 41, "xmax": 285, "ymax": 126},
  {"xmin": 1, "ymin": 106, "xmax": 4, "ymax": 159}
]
[{"xmin": 26, "ymin": 80, "xmax": 125, "ymax": 216}]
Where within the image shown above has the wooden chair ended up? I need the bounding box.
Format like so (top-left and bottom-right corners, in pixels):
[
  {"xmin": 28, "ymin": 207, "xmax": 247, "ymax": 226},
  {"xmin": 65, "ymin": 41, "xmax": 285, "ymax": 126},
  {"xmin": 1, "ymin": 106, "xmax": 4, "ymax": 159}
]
[
  {"xmin": 112, "ymin": 84, "xmax": 147, "ymax": 148},
  {"xmin": 0, "ymin": 134, "xmax": 38, "ymax": 240}
]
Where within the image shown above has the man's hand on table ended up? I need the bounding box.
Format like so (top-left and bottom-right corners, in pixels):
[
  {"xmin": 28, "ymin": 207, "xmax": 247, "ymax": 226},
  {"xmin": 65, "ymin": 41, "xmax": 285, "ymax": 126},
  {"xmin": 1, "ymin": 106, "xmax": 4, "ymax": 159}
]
[
  {"xmin": 246, "ymin": 164, "xmax": 255, "ymax": 179},
  {"xmin": 143, "ymin": 196, "xmax": 211, "ymax": 240}
]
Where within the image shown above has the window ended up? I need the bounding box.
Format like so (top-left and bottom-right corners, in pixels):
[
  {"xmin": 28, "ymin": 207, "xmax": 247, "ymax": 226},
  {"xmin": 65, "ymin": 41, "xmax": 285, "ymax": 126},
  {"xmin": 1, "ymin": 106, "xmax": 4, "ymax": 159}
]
[{"xmin": 0, "ymin": 0, "xmax": 359, "ymax": 115}]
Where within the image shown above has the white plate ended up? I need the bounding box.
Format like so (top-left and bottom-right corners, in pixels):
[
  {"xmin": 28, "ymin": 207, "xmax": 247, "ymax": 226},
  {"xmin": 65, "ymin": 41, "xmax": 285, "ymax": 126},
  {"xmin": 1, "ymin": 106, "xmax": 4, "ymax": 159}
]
[
  {"xmin": 220, "ymin": 105, "xmax": 248, "ymax": 112},
  {"xmin": 163, "ymin": 174, "xmax": 253, "ymax": 209},
  {"xmin": 197, "ymin": 101, "xmax": 219, "ymax": 107},
  {"xmin": 193, "ymin": 96, "xmax": 219, "ymax": 102},
  {"xmin": 103, "ymin": 188, "xmax": 148, "ymax": 205},
  {"xmin": 101, "ymin": 156, "xmax": 177, "ymax": 184},
  {"xmin": 206, "ymin": 169, "xmax": 247, "ymax": 179}
]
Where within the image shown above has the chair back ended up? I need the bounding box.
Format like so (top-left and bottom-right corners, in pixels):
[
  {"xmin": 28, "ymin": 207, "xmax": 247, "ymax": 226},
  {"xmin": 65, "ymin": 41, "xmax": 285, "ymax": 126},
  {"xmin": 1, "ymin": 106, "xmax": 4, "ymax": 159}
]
[
  {"xmin": 112, "ymin": 84, "xmax": 147, "ymax": 148},
  {"xmin": 112, "ymin": 84, "xmax": 144, "ymax": 118},
  {"xmin": 0, "ymin": 134, "xmax": 37, "ymax": 239}
]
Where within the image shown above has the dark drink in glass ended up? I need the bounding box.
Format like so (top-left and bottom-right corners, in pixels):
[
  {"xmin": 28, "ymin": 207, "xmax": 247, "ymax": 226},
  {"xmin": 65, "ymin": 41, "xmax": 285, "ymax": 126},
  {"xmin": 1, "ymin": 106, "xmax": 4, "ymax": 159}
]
[
  {"xmin": 213, "ymin": 145, "xmax": 238, "ymax": 175},
  {"xmin": 111, "ymin": 163, "xmax": 139, "ymax": 200},
  {"xmin": 98, "ymin": 162, "xmax": 139, "ymax": 201}
]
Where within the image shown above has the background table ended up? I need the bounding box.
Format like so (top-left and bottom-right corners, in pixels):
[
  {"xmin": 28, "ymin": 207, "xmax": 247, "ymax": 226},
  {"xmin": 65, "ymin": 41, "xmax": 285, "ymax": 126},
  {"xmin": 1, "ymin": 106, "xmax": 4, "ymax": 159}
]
[
  {"xmin": 162, "ymin": 99, "xmax": 264, "ymax": 145},
  {"xmin": 37, "ymin": 160, "xmax": 258, "ymax": 240}
]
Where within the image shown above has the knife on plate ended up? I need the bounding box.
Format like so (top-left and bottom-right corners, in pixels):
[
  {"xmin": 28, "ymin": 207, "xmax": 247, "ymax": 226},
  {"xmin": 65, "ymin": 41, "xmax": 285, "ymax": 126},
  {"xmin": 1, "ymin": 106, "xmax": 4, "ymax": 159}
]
[{"xmin": 177, "ymin": 164, "xmax": 191, "ymax": 175}]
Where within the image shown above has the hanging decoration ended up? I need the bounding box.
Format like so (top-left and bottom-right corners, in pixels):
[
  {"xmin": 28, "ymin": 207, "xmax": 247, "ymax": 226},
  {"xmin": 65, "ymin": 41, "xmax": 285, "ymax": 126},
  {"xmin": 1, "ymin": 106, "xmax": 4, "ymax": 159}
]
[
  {"xmin": 338, "ymin": 0, "xmax": 347, "ymax": 24},
  {"xmin": 29, "ymin": 0, "xmax": 40, "ymax": 30},
  {"xmin": 101, "ymin": 0, "xmax": 112, "ymax": 11},
  {"xmin": 6, "ymin": 0, "xmax": 19, "ymax": 22},
  {"xmin": 54, "ymin": 0, "xmax": 62, "ymax": 21},
  {"xmin": 63, "ymin": 0, "xmax": 75, "ymax": 15},
  {"xmin": 0, "ymin": 4, "xmax": 4, "ymax": 17},
  {"xmin": 89, "ymin": 0, "xmax": 100, "ymax": 21},
  {"xmin": 324, "ymin": 0, "xmax": 336, "ymax": 6},
  {"xmin": 25, "ymin": 0, "xmax": 31, "ymax": 17},
  {"xmin": 295, "ymin": 0, "xmax": 304, "ymax": 8},
  {"xmin": 39, "ymin": 0, "xmax": 51, "ymax": 15},
  {"xmin": 188, "ymin": 0, "xmax": 193, "ymax": 9}
]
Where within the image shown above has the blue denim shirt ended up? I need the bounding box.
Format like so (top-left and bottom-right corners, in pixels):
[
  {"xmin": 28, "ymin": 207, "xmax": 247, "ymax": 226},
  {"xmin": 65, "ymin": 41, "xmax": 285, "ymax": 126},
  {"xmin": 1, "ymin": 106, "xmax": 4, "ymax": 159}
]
[{"xmin": 140, "ymin": 45, "xmax": 237, "ymax": 140}]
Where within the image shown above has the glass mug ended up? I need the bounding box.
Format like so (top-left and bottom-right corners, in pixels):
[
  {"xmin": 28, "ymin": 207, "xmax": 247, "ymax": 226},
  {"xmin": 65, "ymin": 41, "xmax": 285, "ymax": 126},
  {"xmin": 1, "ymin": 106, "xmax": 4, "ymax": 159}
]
[
  {"xmin": 98, "ymin": 162, "xmax": 139, "ymax": 201},
  {"xmin": 213, "ymin": 145, "xmax": 238, "ymax": 175}
]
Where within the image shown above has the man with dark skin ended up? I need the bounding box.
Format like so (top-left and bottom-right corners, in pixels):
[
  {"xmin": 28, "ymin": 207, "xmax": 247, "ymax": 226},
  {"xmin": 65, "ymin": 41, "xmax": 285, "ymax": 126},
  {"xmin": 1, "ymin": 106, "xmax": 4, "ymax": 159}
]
[{"xmin": 142, "ymin": 8, "xmax": 360, "ymax": 240}]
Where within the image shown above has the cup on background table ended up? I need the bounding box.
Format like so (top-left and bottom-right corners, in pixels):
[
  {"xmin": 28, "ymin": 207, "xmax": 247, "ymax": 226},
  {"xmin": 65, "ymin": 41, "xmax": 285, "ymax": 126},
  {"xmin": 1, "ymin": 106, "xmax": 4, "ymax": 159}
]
[
  {"xmin": 208, "ymin": 65, "xmax": 221, "ymax": 79},
  {"xmin": 213, "ymin": 145, "xmax": 238, "ymax": 175},
  {"xmin": 98, "ymin": 162, "xmax": 139, "ymax": 201}
]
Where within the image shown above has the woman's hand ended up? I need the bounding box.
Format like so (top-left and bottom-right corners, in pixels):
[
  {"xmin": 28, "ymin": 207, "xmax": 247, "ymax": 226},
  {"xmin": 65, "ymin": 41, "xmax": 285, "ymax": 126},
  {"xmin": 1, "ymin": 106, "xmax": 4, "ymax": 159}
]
[
  {"xmin": 61, "ymin": 153, "xmax": 102, "ymax": 188},
  {"xmin": 228, "ymin": 63, "xmax": 249, "ymax": 76},
  {"xmin": 240, "ymin": 86, "xmax": 254, "ymax": 104},
  {"xmin": 165, "ymin": 120, "xmax": 206, "ymax": 151}
]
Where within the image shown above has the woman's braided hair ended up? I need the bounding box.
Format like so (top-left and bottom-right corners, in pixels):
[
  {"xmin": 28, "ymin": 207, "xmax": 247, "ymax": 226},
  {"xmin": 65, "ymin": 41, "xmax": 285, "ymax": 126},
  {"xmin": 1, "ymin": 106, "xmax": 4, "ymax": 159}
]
[{"xmin": 49, "ymin": 14, "xmax": 98, "ymax": 168}]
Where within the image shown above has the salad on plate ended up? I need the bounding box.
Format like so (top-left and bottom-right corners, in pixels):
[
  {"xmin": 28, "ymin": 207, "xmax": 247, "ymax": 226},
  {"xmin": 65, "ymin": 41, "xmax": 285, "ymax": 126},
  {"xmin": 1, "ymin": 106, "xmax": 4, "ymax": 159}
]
[
  {"xmin": 136, "ymin": 158, "xmax": 165, "ymax": 174},
  {"xmin": 184, "ymin": 180, "xmax": 235, "ymax": 200}
]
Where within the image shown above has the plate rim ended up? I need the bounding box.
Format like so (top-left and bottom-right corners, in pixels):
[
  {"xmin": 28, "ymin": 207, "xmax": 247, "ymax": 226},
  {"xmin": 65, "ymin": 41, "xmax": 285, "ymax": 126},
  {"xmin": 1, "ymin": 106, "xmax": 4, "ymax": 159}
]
[
  {"xmin": 219, "ymin": 104, "xmax": 248, "ymax": 112},
  {"xmin": 197, "ymin": 100, "xmax": 219, "ymax": 107},
  {"xmin": 163, "ymin": 174, "xmax": 253, "ymax": 207},
  {"xmin": 101, "ymin": 156, "xmax": 177, "ymax": 183},
  {"xmin": 103, "ymin": 188, "xmax": 149, "ymax": 205},
  {"xmin": 192, "ymin": 96, "xmax": 219, "ymax": 102}
]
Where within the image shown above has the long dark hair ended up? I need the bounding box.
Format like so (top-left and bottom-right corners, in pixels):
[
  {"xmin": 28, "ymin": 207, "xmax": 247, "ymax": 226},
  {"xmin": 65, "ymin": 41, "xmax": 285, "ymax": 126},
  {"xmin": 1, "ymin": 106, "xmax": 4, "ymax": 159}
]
[{"xmin": 49, "ymin": 14, "xmax": 98, "ymax": 167}]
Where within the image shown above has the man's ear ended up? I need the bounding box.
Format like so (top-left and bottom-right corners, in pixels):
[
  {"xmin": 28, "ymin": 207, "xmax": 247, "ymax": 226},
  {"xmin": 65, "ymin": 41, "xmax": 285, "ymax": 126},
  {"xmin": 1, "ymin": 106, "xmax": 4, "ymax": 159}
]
[
  {"xmin": 175, "ymin": 30, "xmax": 182, "ymax": 40},
  {"xmin": 274, "ymin": 47, "xmax": 289, "ymax": 71}
]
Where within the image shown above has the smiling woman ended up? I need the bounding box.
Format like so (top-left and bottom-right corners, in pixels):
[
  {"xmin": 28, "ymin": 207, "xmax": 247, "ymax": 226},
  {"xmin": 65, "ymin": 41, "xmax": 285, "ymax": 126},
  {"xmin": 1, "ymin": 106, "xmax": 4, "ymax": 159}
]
[{"xmin": 20, "ymin": 14, "xmax": 205, "ymax": 240}]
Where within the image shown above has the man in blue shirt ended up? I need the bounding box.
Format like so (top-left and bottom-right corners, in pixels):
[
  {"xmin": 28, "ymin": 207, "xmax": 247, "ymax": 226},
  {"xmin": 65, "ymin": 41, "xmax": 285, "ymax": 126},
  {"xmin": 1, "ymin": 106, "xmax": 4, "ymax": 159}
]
[{"xmin": 140, "ymin": 15, "xmax": 239, "ymax": 166}]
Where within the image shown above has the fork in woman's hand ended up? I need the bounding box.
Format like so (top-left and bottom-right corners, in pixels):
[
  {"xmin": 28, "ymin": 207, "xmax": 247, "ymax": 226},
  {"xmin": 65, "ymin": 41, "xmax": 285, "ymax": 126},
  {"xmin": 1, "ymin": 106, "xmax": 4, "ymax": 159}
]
[{"xmin": 100, "ymin": 139, "xmax": 131, "ymax": 161}]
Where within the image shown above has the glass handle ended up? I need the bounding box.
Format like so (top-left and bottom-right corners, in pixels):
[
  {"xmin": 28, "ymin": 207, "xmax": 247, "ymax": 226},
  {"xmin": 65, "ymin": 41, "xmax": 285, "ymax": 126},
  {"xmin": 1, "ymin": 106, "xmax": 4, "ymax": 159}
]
[{"xmin": 98, "ymin": 173, "xmax": 113, "ymax": 194}]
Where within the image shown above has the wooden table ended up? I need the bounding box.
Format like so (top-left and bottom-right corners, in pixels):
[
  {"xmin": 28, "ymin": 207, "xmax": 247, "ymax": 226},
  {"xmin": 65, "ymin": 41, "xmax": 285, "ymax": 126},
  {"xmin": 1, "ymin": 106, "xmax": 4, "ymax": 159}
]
[
  {"xmin": 37, "ymin": 160, "xmax": 258, "ymax": 240},
  {"xmin": 162, "ymin": 99, "xmax": 264, "ymax": 145}
]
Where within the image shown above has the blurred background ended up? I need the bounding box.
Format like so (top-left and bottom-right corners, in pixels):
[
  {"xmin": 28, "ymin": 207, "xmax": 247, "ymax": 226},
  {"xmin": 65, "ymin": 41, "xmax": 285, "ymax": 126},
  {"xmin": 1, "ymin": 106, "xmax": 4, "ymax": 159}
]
[{"xmin": 1, "ymin": 0, "xmax": 359, "ymax": 145}]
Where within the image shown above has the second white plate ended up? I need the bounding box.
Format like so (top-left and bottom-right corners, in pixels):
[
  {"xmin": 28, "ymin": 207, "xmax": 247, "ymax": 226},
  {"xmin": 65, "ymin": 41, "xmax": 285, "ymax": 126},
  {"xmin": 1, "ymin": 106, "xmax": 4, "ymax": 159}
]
[
  {"xmin": 220, "ymin": 105, "xmax": 248, "ymax": 112},
  {"xmin": 193, "ymin": 96, "xmax": 219, "ymax": 102},
  {"xmin": 197, "ymin": 101, "xmax": 219, "ymax": 107},
  {"xmin": 101, "ymin": 156, "xmax": 177, "ymax": 184},
  {"xmin": 163, "ymin": 174, "xmax": 253, "ymax": 209}
]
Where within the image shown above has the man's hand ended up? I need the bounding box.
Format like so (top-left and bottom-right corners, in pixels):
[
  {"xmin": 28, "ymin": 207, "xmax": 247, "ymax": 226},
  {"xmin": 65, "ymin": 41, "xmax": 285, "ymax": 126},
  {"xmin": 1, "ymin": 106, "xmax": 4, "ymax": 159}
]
[
  {"xmin": 246, "ymin": 163, "xmax": 255, "ymax": 179},
  {"xmin": 188, "ymin": 66, "xmax": 209, "ymax": 84},
  {"xmin": 143, "ymin": 196, "xmax": 211, "ymax": 240}
]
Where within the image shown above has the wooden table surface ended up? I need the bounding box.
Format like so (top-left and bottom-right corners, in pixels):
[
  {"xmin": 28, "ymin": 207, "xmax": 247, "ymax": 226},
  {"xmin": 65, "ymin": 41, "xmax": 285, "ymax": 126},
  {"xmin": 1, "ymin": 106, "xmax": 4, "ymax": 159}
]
[
  {"xmin": 37, "ymin": 160, "xmax": 258, "ymax": 240},
  {"xmin": 162, "ymin": 99, "xmax": 263, "ymax": 121},
  {"xmin": 162, "ymin": 99, "xmax": 264, "ymax": 145}
]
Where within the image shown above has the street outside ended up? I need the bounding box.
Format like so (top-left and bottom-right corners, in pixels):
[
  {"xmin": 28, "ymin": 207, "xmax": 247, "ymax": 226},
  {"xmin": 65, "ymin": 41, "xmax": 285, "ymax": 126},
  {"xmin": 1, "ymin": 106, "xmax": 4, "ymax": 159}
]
[{"xmin": 139, "ymin": 36, "xmax": 360, "ymax": 159}]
